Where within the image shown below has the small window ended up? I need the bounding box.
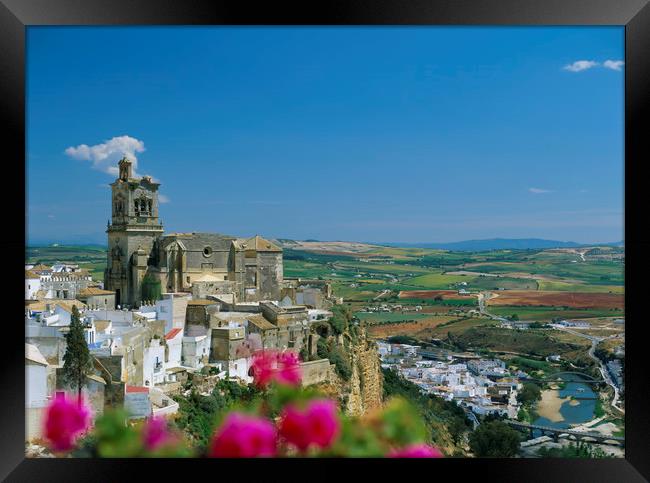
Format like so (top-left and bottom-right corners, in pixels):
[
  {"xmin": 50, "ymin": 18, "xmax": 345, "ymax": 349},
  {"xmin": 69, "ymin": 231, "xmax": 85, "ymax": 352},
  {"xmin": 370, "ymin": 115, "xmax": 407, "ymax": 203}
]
[{"xmin": 203, "ymin": 246, "xmax": 213, "ymax": 257}]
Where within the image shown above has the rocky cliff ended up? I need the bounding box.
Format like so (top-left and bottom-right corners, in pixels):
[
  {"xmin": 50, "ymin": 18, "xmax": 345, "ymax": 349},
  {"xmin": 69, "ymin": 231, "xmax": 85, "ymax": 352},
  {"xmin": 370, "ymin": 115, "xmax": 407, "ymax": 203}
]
[
  {"xmin": 345, "ymin": 332, "xmax": 383, "ymax": 416},
  {"xmin": 315, "ymin": 325, "xmax": 383, "ymax": 417}
]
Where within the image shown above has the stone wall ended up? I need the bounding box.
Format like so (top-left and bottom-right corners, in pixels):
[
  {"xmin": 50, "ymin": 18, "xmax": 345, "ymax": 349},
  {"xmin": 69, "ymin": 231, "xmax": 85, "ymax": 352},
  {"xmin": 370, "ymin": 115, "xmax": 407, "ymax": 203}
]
[
  {"xmin": 189, "ymin": 373, "xmax": 223, "ymax": 395},
  {"xmin": 300, "ymin": 359, "xmax": 334, "ymax": 386},
  {"xmin": 191, "ymin": 280, "xmax": 238, "ymax": 299}
]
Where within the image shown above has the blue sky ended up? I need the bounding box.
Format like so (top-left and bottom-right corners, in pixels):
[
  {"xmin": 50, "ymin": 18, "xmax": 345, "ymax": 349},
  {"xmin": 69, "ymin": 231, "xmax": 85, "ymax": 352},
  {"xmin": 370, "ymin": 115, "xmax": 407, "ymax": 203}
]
[{"xmin": 27, "ymin": 27, "xmax": 624, "ymax": 245}]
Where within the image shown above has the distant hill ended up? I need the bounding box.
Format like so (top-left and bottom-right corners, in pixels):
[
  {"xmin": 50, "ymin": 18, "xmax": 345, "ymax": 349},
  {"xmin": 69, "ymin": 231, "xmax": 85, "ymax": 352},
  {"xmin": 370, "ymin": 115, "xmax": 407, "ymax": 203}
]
[
  {"xmin": 28, "ymin": 233, "xmax": 106, "ymax": 246},
  {"xmin": 29, "ymin": 236, "xmax": 624, "ymax": 253},
  {"xmin": 372, "ymin": 238, "xmax": 624, "ymax": 251}
]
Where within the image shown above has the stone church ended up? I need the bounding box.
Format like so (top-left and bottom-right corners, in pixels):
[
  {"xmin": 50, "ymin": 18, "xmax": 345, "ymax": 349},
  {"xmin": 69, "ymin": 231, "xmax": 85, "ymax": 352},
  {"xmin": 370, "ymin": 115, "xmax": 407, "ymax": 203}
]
[{"xmin": 104, "ymin": 158, "xmax": 283, "ymax": 307}]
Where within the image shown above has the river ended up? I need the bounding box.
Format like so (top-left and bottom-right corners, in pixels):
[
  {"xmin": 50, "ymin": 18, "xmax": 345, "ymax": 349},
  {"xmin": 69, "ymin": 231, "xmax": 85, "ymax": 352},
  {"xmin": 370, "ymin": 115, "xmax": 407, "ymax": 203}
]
[{"xmin": 533, "ymin": 373, "xmax": 597, "ymax": 430}]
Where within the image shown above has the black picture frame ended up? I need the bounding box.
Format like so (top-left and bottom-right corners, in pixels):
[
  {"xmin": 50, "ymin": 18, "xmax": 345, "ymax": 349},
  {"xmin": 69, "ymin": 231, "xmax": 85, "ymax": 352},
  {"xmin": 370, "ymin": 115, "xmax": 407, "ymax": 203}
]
[{"xmin": 3, "ymin": 1, "xmax": 649, "ymax": 481}]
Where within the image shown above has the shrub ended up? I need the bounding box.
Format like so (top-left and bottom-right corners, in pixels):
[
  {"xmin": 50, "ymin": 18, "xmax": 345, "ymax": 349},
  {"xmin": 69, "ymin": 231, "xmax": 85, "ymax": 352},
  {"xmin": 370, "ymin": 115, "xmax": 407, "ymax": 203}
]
[{"xmin": 468, "ymin": 420, "xmax": 521, "ymax": 457}]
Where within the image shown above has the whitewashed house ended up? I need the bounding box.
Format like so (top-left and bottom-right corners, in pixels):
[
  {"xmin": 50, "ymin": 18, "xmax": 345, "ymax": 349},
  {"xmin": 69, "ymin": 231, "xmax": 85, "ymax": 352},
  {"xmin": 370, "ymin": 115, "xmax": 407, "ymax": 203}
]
[
  {"xmin": 25, "ymin": 343, "xmax": 53, "ymax": 440},
  {"xmin": 164, "ymin": 328, "xmax": 183, "ymax": 369},
  {"xmin": 25, "ymin": 270, "xmax": 41, "ymax": 300},
  {"xmin": 143, "ymin": 337, "xmax": 166, "ymax": 387}
]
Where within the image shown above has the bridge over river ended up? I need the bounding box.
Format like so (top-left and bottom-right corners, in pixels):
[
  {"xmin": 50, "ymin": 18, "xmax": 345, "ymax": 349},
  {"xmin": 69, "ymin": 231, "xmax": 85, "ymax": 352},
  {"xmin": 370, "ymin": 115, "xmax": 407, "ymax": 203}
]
[
  {"xmin": 522, "ymin": 371, "xmax": 606, "ymax": 385},
  {"xmin": 506, "ymin": 420, "xmax": 624, "ymax": 447}
]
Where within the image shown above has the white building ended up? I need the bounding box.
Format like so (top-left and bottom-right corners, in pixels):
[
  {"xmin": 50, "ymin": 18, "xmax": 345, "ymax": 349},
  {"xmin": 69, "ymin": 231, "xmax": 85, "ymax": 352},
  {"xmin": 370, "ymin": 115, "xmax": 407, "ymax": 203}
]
[
  {"xmin": 26, "ymin": 343, "xmax": 50, "ymax": 408},
  {"xmin": 164, "ymin": 328, "xmax": 183, "ymax": 368},
  {"xmin": 124, "ymin": 386, "xmax": 152, "ymax": 419},
  {"xmin": 143, "ymin": 337, "xmax": 166, "ymax": 387},
  {"xmin": 182, "ymin": 334, "xmax": 210, "ymax": 369},
  {"xmin": 308, "ymin": 309, "xmax": 333, "ymax": 322},
  {"xmin": 26, "ymin": 343, "xmax": 53, "ymax": 441},
  {"xmin": 25, "ymin": 270, "xmax": 41, "ymax": 300},
  {"xmin": 155, "ymin": 293, "xmax": 191, "ymax": 333},
  {"xmin": 376, "ymin": 341, "xmax": 392, "ymax": 356}
]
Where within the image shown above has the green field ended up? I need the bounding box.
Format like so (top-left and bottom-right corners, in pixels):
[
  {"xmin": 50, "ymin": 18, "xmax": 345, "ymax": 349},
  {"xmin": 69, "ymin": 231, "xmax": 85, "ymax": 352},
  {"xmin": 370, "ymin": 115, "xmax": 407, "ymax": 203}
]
[
  {"xmin": 488, "ymin": 305, "xmax": 623, "ymax": 321},
  {"xmin": 401, "ymin": 272, "xmax": 476, "ymax": 289},
  {"xmin": 26, "ymin": 243, "xmax": 624, "ymax": 311},
  {"xmin": 27, "ymin": 245, "xmax": 107, "ymax": 281}
]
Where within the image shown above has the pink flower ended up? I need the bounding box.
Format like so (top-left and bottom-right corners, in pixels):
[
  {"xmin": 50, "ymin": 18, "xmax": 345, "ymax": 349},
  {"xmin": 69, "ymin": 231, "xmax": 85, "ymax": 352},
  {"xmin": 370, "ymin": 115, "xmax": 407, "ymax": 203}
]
[
  {"xmin": 142, "ymin": 417, "xmax": 175, "ymax": 451},
  {"xmin": 276, "ymin": 351, "xmax": 301, "ymax": 386},
  {"xmin": 251, "ymin": 349, "xmax": 301, "ymax": 388},
  {"xmin": 210, "ymin": 413, "xmax": 277, "ymax": 458},
  {"xmin": 44, "ymin": 394, "xmax": 91, "ymax": 451},
  {"xmin": 389, "ymin": 444, "xmax": 444, "ymax": 458},
  {"xmin": 279, "ymin": 399, "xmax": 340, "ymax": 452}
]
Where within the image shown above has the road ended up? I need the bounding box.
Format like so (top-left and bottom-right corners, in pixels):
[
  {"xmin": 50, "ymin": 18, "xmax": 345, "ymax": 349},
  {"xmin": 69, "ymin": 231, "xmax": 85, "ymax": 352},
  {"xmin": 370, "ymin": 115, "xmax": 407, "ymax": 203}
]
[
  {"xmin": 373, "ymin": 289, "xmax": 391, "ymax": 301},
  {"xmin": 477, "ymin": 292, "xmax": 510, "ymax": 323}
]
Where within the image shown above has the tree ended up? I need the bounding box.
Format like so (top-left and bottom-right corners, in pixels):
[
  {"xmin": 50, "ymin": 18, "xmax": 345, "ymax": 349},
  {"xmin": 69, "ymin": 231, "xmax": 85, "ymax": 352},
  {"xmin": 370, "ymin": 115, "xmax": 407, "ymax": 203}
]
[
  {"xmin": 448, "ymin": 417, "xmax": 468, "ymax": 446},
  {"xmin": 329, "ymin": 305, "xmax": 351, "ymax": 336},
  {"xmin": 468, "ymin": 420, "xmax": 521, "ymax": 457},
  {"xmin": 141, "ymin": 273, "xmax": 162, "ymax": 302},
  {"xmin": 517, "ymin": 382, "xmax": 542, "ymax": 406},
  {"xmin": 62, "ymin": 306, "xmax": 93, "ymax": 400}
]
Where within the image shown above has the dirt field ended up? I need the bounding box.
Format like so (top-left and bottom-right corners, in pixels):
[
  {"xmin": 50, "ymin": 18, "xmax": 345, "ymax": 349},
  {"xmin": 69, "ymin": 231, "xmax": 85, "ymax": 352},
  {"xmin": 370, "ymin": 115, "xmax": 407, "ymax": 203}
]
[
  {"xmin": 486, "ymin": 291, "xmax": 623, "ymax": 309},
  {"xmin": 398, "ymin": 290, "xmax": 475, "ymax": 300},
  {"xmin": 367, "ymin": 316, "xmax": 459, "ymax": 338}
]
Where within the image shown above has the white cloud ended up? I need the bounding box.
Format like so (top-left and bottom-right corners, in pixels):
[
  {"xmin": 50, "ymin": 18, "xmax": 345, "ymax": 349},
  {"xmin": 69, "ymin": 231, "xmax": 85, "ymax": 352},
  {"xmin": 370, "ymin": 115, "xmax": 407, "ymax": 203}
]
[
  {"xmin": 529, "ymin": 187, "xmax": 551, "ymax": 194},
  {"xmin": 158, "ymin": 194, "xmax": 170, "ymax": 204},
  {"xmin": 603, "ymin": 60, "xmax": 624, "ymax": 71},
  {"xmin": 47, "ymin": 214, "xmax": 55, "ymax": 219},
  {"xmin": 65, "ymin": 135, "xmax": 145, "ymax": 176},
  {"xmin": 563, "ymin": 60, "xmax": 599, "ymax": 72}
]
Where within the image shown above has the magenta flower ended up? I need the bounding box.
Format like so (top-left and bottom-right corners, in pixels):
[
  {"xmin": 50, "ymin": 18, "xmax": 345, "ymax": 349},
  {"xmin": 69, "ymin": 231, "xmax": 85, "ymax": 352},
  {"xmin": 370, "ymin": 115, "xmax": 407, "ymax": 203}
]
[
  {"xmin": 250, "ymin": 349, "xmax": 301, "ymax": 388},
  {"xmin": 276, "ymin": 351, "xmax": 302, "ymax": 386},
  {"xmin": 389, "ymin": 444, "xmax": 444, "ymax": 458},
  {"xmin": 279, "ymin": 399, "xmax": 340, "ymax": 452},
  {"xmin": 142, "ymin": 417, "xmax": 175, "ymax": 451},
  {"xmin": 210, "ymin": 413, "xmax": 278, "ymax": 457},
  {"xmin": 44, "ymin": 394, "xmax": 91, "ymax": 451}
]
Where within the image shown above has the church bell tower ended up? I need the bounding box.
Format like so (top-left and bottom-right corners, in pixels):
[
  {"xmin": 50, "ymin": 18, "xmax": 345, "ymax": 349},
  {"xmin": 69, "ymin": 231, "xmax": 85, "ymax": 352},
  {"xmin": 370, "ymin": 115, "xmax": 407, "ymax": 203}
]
[{"xmin": 104, "ymin": 157, "xmax": 164, "ymax": 307}]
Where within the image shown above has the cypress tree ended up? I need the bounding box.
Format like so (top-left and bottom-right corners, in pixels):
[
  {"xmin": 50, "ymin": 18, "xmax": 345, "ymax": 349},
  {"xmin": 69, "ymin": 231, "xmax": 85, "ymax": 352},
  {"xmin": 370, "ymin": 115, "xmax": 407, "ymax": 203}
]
[{"xmin": 62, "ymin": 305, "xmax": 93, "ymax": 400}]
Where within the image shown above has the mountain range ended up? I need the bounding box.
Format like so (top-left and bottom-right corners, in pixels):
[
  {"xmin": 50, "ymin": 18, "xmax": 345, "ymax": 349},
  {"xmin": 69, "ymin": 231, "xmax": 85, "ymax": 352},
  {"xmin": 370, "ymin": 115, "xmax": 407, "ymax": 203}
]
[{"xmin": 371, "ymin": 238, "xmax": 624, "ymax": 251}]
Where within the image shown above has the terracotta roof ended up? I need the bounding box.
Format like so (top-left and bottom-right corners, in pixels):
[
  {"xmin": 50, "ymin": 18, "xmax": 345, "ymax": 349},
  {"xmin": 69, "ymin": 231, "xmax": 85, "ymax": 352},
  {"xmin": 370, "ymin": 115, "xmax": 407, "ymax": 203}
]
[
  {"xmin": 25, "ymin": 270, "xmax": 40, "ymax": 279},
  {"xmin": 165, "ymin": 328, "xmax": 182, "ymax": 340},
  {"xmin": 93, "ymin": 320, "xmax": 112, "ymax": 333},
  {"xmin": 246, "ymin": 314, "xmax": 277, "ymax": 331},
  {"xmin": 26, "ymin": 300, "xmax": 48, "ymax": 311},
  {"xmin": 53, "ymin": 300, "xmax": 87, "ymax": 313},
  {"xmin": 126, "ymin": 385, "xmax": 149, "ymax": 394},
  {"xmin": 188, "ymin": 299, "xmax": 218, "ymax": 306},
  {"xmin": 79, "ymin": 287, "xmax": 115, "ymax": 296}
]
